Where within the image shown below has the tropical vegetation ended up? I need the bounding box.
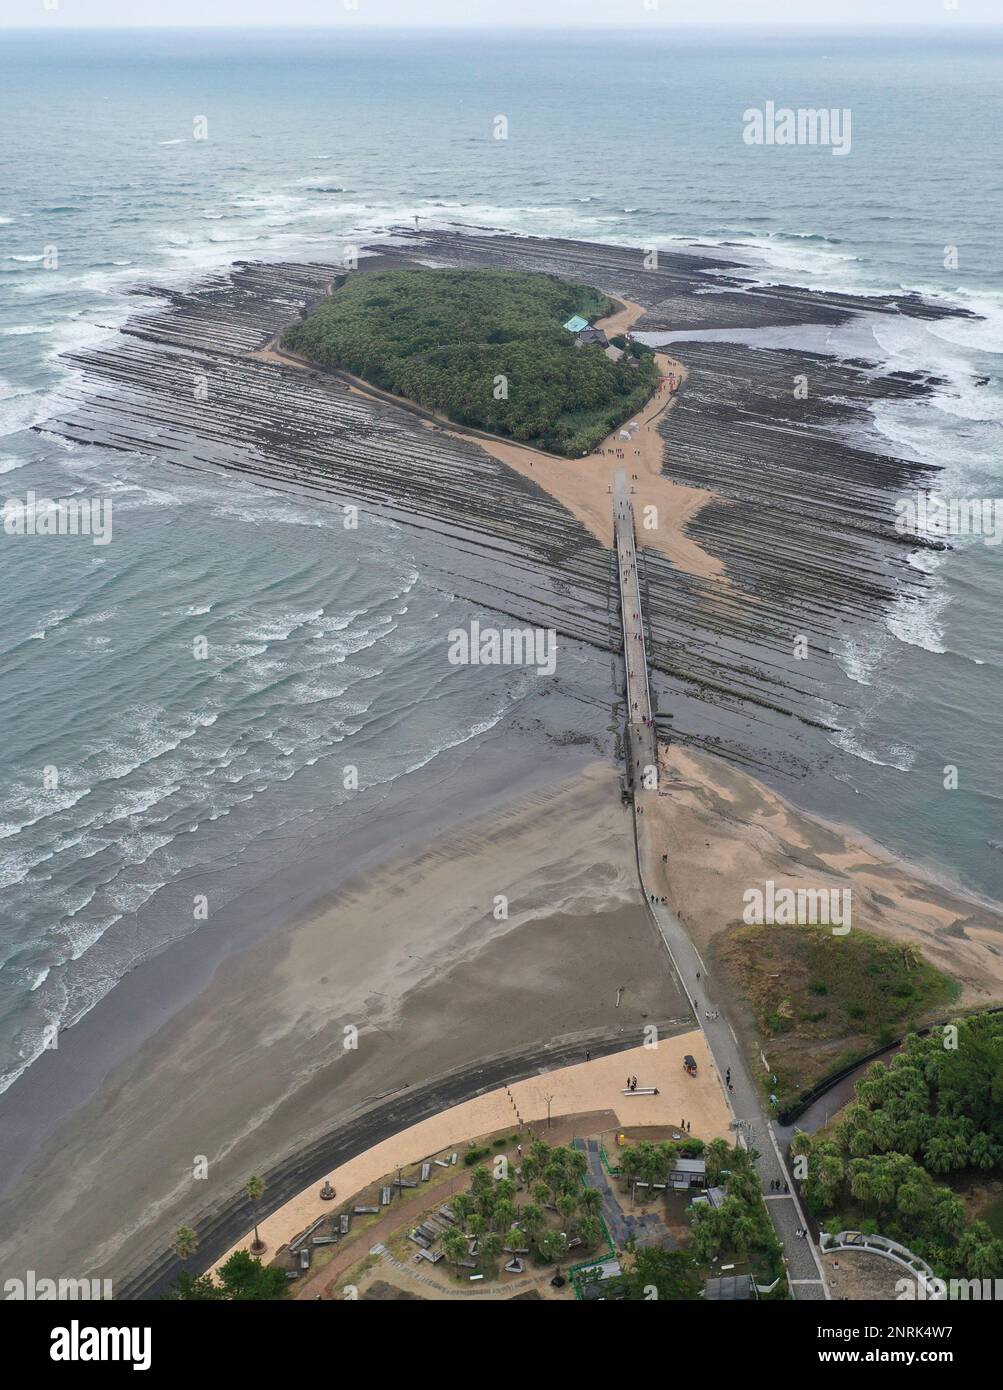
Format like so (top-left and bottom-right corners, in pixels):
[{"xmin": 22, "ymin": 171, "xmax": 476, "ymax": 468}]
[
  {"xmin": 442, "ymin": 1139, "xmax": 605, "ymax": 1279},
  {"xmin": 166, "ymin": 1249, "xmax": 288, "ymax": 1301},
  {"xmin": 283, "ymin": 268, "xmax": 659, "ymax": 457},
  {"xmin": 792, "ymin": 1010, "xmax": 1003, "ymax": 1279}
]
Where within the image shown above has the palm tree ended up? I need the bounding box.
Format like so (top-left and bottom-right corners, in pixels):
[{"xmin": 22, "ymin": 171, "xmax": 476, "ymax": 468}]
[
  {"xmin": 544, "ymin": 1162, "xmax": 568, "ymax": 1201},
  {"xmin": 565, "ymin": 1149, "xmax": 588, "ymax": 1184},
  {"xmin": 521, "ymin": 1203, "xmax": 545, "ymax": 1244},
  {"xmin": 578, "ymin": 1214, "xmax": 602, "ymax": 1248},
  {"xmin": 452, "ymin": 1192, "xmax": 474, "ymax": 1225},
  {"xmin": 479, "ymin": 1231, "xmax": 503, "ymax": 1267},
  {"xmin": 690, "ymin": 1213, "xmax": 721, "ymax": 1263},
  {"xmin": 618, "ymin": 1147, "xmax": 641, "ymax": 1186},
  {"xmin": 442, "ymin": 1229, "xmax": 469, "ymax": 1267},
  {"xmin": 507, "ymin": 1225, "xmax": 528, "ymax": 1251},
  {"xmin": 970, "ymin": 1132, "xmax": 1000, "ymax": 1169},
  {"xmin": 494, "ymin": 1178, "xmax": 517, "ymax": 1206},
  {"xmin": 705, "ymin": 1137, "xmax": 732, "ymax": 1183},
  {"xmin": 494, "ymin": 1199, "xmax": 516, "ymax": 1232},
  {"xmin": 245, "ymin": 1176, "xmax": 266, "ymax": 1253},
  {"xmin": 731, "ymin": 1213, "xmax": 760, "ymax": 1255},
  {"xmin": 579, "ymin": 1187, "xmax": 603, "ymax": 1217},
  {"xmin": 557, "ymin": 1194, "xmax": 578, "ymax": 1227},
  {"xmin": 529, "ymin": 1139, "xmax": 551, "ymax": 1169},
  {"xmin": 469, "ymin": 1166, "xmax": 493, "ymax": 1200},
  {"xmin": 174, "ymin": 1226, "xmax": 198, "ymax": 1263}
]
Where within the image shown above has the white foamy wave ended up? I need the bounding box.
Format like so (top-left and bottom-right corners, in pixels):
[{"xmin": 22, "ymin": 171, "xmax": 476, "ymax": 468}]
[
  {"xmin": 887, "ymin": 582, "xmax": 950, "ymax": 654},
  {"xmin": 1, "ymin": 323, "xmax": 54, "ymax": 336},
  {"xmin": 829, "ymin": 726, "xmax": 916, "ymax": 771},
  {"xmin": 834, "ymin": 631, "xmax": 889, "ymax": 687},
  {"xmin": 906, "ymin": 548, "xmax": 943, "ymax": 575}
]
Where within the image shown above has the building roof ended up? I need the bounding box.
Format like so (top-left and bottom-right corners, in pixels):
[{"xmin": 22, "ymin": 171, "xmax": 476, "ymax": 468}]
[
  {"xmin": 673, "ymin": 1158, "xmax": 707, "ymax": 1174},
  {"xmin": 578, "ymin": 1258, "xmax": 624, "ymax": 1301},
  {"xmin": 576, "ymin": 327, "xmax": 609, "ymax": 347},
  {"xmin": 705, "ymin": 1274, "xmax": 754, "ymax": 1301},
  {"xmin": 564, "ymin": 315, "xmax": 590, "ymax": 333}
]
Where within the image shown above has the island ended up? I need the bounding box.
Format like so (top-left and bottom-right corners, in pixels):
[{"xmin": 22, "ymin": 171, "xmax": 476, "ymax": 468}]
[{"xmin": 281, "ymin": 267, "xmax": 659, "ymax": 457}]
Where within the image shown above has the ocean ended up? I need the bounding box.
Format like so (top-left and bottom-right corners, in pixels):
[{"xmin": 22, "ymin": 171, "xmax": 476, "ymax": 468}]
[{"xmin": 1, "ymin": 25, "xmax": 1001, "ymax": 1095}]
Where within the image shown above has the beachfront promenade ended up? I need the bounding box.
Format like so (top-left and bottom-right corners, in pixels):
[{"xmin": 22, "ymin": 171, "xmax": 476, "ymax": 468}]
[{"xmin": 612, "ymin": 477, "xmax": 829, "ymax": 1301}]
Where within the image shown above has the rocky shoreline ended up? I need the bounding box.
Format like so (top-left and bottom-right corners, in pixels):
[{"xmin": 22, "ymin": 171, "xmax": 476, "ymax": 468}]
[{"xmin": 44, "ymin": 228, "xmax": 969, "ymax": 781}]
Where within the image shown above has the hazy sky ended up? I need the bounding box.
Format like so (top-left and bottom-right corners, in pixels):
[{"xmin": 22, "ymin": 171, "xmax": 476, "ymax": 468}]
[{"xmin": 3, "ymin": 0, "xmax": 1000, "ymax": 29}]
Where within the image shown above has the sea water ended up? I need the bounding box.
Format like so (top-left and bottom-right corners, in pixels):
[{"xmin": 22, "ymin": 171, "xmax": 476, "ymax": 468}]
[{"xmin": 1, "ymin": 26, "xmax": 1001, "ymax": 1093}]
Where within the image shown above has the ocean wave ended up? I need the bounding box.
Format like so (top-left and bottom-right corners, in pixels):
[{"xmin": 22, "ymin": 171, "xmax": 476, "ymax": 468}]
[
  {"xmin": 829, "ymin": 726, "xmax": 916, "ymax": 772},
  {"xmin": 1, "ymin": 323, "xmax": 54, "ymax": 336},
  {"xmin": 887, "ymin": 583, "xmax": 950, "ymax": 655},
  {"xmin": 833, "ymin": 631, "xmax": 889, "ymax": 687}
]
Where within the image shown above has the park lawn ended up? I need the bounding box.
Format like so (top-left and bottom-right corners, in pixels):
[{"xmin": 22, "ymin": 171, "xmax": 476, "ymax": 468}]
[
  {"xmin": 718, "ymin": 923, "xmax": 958, "ymax": 1104},
  {"xmin": 282, "ymin": 267, "xmax": 659, "ymax": 457}
]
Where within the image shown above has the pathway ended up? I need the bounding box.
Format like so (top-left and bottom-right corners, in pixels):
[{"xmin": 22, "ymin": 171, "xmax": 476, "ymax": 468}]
[{"xmin": 612, "ymin": 485, "xmax": 829, "ymax": 1301}]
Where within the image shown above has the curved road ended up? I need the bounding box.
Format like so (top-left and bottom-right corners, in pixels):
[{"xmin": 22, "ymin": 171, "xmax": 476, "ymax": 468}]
[{"xmin": 119, "ymin": 1023, "xmax": 690, "ymax": 1299}]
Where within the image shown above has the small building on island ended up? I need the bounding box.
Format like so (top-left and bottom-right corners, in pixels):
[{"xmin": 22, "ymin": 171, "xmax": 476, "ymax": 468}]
[
  {"xmin": 575, "ymin": 326, "xmax": 609, "ymax": 349},
  {"xmin": 563, "ymin": 314, "xmax": 590, "ymax": 334}
]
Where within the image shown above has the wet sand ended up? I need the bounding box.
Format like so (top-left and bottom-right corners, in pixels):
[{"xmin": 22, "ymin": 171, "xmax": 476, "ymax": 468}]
[
  {"xmin": 0, "ymin": 761, "xmax": 690, "ymax": 1288},
  {"xmin": 645, "ymin": 743, "xmax": 1003, "ymax": 1004},
  {"xmin": 17, "ymin": 230, "xmax": 1001, "ymax": 1302}
]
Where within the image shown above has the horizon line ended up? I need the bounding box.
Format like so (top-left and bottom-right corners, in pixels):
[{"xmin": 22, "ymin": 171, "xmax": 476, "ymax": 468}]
[{"xmin": 5, "ymin": 21, "xmax": 1003, "ymax": 32}]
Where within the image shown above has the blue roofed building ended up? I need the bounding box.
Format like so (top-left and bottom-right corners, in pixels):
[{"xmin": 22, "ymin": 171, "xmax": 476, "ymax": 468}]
[{"xmin": 564, "ymin": 314, "xmax": 590, "ymax": 333}]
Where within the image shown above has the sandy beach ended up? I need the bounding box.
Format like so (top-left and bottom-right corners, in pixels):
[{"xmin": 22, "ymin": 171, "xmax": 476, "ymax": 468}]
[
  {"xmin": 0, "ymin": 760, "xmax": 690, "ymax": 1288},
  {"xmin": 637, "ymin": 743, "xmax": 1003, "ymax": 1084},
  {"xmin": 210, "ymin": 1028, "xmax": 731, "ymax": 1286},
  {"xmin": 456, "ymin": 297, "xmax": 723, "ymax": 582}
]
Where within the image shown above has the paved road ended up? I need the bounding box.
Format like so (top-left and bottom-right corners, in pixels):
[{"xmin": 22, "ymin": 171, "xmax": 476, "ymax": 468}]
[{"xmin": 612, "ymin": 481, "xmax": 829, "ymax": 1302}]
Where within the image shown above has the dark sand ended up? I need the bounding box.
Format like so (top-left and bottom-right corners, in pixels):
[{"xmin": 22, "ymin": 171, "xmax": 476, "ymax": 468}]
[{"xmin": 0, "ymin": 759, "xmax": 688, "ymax": 1286}]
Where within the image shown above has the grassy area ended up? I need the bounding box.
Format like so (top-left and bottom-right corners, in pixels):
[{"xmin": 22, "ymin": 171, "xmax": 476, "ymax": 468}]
[
  {"xmin": 282, "ymin": 267, "xmax": 660, "ymax": 457},
  {"xmin": 719, "ymin": 923, "xmax": 958, "ymax": 1101}
]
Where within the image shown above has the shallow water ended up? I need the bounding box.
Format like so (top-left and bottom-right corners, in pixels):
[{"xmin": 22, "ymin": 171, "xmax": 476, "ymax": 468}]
[{"xmin": 1, "ymin": 26, "xmax": 1001, "ymax": 1093}]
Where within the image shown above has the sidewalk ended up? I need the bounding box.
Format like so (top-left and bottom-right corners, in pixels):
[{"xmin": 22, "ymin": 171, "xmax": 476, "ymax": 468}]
[
  {"xmin": 635, "ymin": 797, "xmax": 829, "ymax": 1299},
  {"xmin": 214, "ymin": 1031, "xmax": 731, "ymax": 1278}
]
